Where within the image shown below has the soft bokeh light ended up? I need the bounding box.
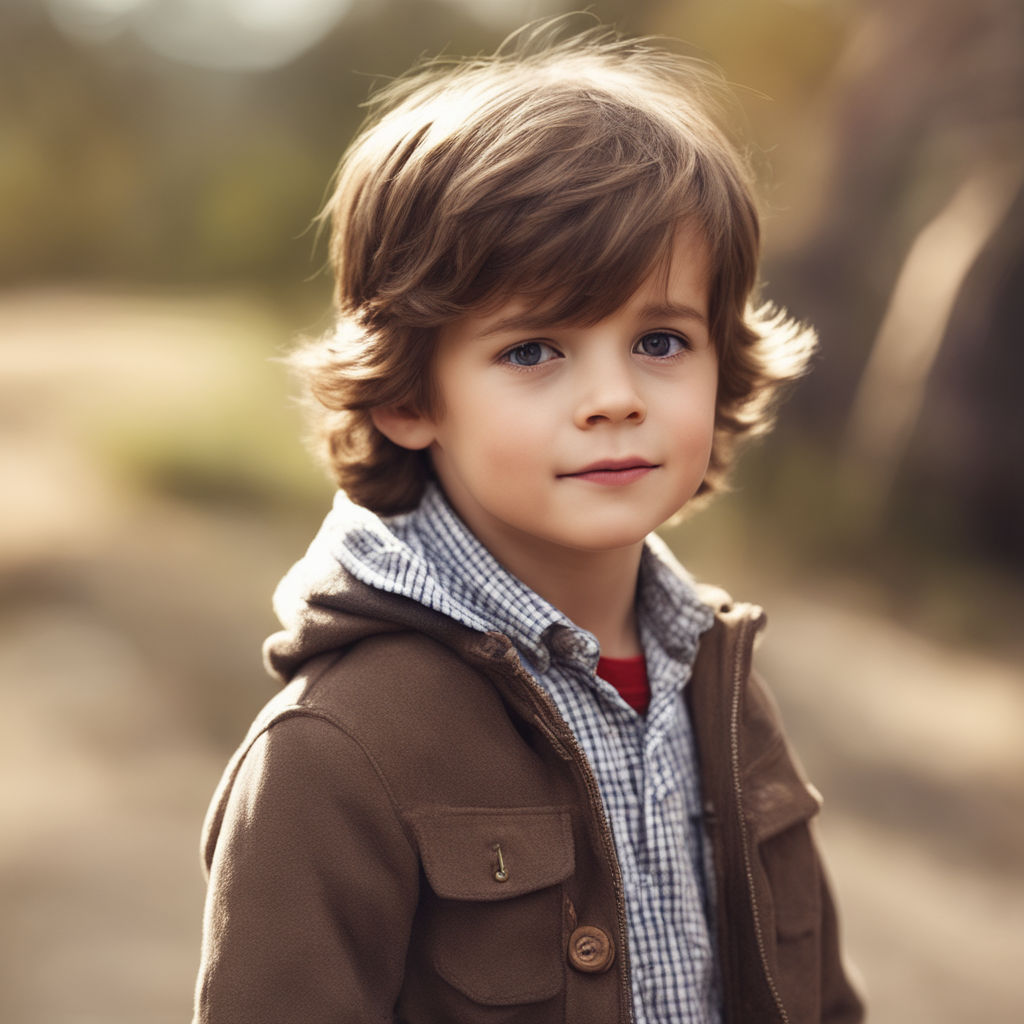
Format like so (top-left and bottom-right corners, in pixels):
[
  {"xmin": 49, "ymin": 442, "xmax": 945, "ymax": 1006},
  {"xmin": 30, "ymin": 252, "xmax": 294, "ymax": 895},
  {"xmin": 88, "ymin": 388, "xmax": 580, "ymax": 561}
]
[{"xmin": 46, "ymin": 0, "xmax": 355, "ymax": 69}]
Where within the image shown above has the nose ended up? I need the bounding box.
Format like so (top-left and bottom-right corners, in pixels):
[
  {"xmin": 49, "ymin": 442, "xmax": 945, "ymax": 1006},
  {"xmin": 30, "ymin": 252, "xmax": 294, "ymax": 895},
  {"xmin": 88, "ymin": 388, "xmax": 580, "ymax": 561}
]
[{"xmin": 572, "ymin": 356, "xmax": 646, "ymax": 429}]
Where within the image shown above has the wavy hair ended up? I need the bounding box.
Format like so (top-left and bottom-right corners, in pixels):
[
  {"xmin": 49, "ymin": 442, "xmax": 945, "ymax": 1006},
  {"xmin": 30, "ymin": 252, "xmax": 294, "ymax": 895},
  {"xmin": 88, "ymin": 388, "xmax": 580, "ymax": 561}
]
[{"xmin": 292, "ymin": 21, "xmax": 816, "ymax": 514}]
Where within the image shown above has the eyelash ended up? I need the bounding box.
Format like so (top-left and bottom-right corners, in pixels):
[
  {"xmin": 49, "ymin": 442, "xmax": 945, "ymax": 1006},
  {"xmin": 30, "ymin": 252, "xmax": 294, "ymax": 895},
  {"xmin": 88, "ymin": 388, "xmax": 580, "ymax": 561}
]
[
  {"xmin": 633, "ymin": 331, "xmax": 691, "ymax": 358},
  {"xmin": 500, "ymin": 341, "xmax": 560, "ymax": 368},
  {"xmin": 498, "ymin": 331, "xmax": 690, "ymax": 369}
]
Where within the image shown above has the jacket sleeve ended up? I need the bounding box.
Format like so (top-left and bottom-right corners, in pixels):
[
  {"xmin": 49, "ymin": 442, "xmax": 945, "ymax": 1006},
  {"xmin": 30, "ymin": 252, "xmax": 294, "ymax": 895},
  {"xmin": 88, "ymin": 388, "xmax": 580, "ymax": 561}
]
[
  {"xmin": 739, "ymin": 667, "xmax": 866, "ymax": 1023},
  {"xmin": 819, "ymin": 864, "xmax": 866, "ymax": 1023},
  {"xmin": 194, "ymin": 712, "xmax": 420, "ymax": 1024},
  {"xmin": 759, "ymin": 694, "xmax": 867, "ymax": 1024}
]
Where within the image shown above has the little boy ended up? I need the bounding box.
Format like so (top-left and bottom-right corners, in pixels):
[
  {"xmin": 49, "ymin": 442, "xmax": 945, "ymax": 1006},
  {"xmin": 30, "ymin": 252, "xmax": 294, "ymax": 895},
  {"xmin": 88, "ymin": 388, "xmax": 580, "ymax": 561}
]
[{"xmin": 194, "ymin": 23, "xmax": 864, "ymax": 1024}]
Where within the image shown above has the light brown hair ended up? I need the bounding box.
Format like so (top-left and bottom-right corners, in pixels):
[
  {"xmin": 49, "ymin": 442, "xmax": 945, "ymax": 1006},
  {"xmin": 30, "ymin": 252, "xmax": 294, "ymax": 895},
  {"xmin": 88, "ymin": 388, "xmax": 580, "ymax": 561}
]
[{"xmin": 293, "ymin": 21, "xmax": 816, "ymax": 515}]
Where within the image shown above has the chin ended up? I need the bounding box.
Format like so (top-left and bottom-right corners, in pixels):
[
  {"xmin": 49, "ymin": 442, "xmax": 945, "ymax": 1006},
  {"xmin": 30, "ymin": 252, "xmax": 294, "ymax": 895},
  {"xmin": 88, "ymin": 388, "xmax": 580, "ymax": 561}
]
[{"xmin": 555, "ymin": 523, "xmax": 654, "ymax": 553}]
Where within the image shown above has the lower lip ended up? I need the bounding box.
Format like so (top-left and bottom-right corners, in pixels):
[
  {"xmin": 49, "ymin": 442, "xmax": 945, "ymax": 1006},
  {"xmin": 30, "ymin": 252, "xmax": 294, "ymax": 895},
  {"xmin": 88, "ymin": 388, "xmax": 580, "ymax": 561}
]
[{"xmin": 565, "ymin": 466, "xmax": 655, "ymax": 486}]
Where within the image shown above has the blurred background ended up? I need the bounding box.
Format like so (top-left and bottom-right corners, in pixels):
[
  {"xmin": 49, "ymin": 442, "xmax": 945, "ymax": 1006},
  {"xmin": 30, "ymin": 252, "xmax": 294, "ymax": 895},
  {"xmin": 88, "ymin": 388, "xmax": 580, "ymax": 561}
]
[{"xmin": 1, "ymin": 0, "xmax": 1022, "ymax": 1021}]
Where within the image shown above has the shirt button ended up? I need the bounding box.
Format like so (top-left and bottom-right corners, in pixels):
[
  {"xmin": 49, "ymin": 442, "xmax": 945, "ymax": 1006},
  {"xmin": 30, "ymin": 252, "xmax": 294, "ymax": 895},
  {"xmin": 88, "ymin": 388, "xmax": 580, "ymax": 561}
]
[{"xmin": 567, "ymin": 925, "xmax": 615, "ymax": 974}]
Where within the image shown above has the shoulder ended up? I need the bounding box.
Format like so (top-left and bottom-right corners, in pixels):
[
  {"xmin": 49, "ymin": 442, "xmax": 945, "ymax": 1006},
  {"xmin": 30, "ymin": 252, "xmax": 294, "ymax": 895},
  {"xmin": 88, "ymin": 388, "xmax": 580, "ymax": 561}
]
[
  {"xmin": 251, "ymin": 629, "xmax": 524, "ymax": 797},
  {"xmin": 297, "ymin": 629, "xmax": 502, "ymax": 730},
  {"xmin": 202, "ymin": 631, "xmax": 500, "ymax": 866}
]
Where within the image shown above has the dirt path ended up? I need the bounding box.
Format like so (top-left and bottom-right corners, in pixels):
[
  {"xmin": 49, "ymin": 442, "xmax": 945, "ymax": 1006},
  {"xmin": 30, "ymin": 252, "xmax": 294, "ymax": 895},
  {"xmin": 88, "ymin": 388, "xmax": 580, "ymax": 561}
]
[{"xmin": 2, "ymin": 289, "xmax": 1021, "ymax": 1022}]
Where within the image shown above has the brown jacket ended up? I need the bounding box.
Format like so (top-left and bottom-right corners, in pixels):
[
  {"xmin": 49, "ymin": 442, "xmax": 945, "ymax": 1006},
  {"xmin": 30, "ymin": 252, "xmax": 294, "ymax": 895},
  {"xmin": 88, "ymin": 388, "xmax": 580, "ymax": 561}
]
[{"xmin": 194, "ymin": 572, "xmax": 864, "ymax": 1023}]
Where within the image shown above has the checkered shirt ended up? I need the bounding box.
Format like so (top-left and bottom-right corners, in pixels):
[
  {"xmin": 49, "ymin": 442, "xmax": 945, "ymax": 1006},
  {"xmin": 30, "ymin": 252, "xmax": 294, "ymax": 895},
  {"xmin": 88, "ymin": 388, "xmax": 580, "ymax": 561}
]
[{"xmin": 328, "ymin": 484, "xmax": 721, "ymax": 1023}]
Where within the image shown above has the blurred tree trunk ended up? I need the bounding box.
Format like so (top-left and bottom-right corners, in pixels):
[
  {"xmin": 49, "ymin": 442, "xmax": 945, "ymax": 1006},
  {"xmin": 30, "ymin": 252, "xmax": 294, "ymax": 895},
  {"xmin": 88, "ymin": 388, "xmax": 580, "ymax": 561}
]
[
  {"xmin": 842, "ymin": 158, "xmax": 1023, "ymax": 524},
  {"xmin": 766, "ymin": 0, "xmax": 1024, "ymax": 560}
]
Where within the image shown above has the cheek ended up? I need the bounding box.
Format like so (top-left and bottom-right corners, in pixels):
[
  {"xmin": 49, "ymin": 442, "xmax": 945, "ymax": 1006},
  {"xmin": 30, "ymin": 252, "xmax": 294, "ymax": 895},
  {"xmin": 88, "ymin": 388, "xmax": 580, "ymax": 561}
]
[
  {"xmin": 681, "ymin": 373, "xmax": 719, "ymax": 448},
  {"xmin": 444, "ymin": 393, "xmax": 547, "ymax": 476},
  {"xmin": 480, "ymin": 422, "xmax": 548, "ymax": 479},
  {"xmin": 667, "ymin": 389, "xmax": 716, "ymax": 439}
]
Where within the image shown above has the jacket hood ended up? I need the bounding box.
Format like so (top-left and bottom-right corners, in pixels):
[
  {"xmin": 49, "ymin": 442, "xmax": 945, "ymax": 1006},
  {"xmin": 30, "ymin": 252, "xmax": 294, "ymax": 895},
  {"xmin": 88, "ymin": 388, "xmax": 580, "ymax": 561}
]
[{"xmin": 264, "ymin": 491, "xmax": 492, "ymax": 684}]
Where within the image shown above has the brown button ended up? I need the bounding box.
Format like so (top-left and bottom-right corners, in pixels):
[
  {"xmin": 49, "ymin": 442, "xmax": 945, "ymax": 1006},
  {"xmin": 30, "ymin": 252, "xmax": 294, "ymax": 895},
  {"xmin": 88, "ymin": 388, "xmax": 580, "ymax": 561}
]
[{"xmin": 567, "ymin": 925, "xmax": 615, "ymax": 973}]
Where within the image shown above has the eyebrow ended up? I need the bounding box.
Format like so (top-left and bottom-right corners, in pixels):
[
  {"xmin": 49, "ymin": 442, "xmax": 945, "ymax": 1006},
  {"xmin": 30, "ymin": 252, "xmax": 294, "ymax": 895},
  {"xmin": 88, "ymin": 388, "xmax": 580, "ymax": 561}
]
[
  {"xmin": 478, "ymin": 301, "xmax": 708, "ymax": 338},
  {"xmin": 635, "ymin": 302, "xmax": 709, "ymax": 327}
]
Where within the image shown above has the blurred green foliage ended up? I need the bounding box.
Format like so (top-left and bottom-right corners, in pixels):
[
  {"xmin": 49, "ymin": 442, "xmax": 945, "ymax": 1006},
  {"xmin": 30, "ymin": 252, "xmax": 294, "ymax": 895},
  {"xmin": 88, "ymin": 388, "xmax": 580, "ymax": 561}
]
[
  {"xmin": 2, "ymin": 0, "xmax": 851, "ymax": 288},
  {"xmin": 3, "ymin": 0, "xmax": 1023, "ymax": 641}
]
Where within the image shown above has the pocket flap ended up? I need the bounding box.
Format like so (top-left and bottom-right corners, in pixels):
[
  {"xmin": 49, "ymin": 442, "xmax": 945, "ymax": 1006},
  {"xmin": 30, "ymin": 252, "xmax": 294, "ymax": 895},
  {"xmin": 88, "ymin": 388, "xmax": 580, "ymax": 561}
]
[
  {"xmin": 409, "ymin": 806, "xmax": 575, "ymax": 901},
  {"xmin": 747, "ymin": 777, "xmax": 823, "ymax": 844}
]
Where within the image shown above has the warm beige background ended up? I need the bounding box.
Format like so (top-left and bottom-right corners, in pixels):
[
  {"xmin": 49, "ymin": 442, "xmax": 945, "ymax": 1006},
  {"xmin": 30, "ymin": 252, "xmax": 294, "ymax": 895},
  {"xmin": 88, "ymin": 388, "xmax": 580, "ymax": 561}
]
[{"xmin": 3, "ymin": 1, "xmax": 1022, "ymax": 1021}]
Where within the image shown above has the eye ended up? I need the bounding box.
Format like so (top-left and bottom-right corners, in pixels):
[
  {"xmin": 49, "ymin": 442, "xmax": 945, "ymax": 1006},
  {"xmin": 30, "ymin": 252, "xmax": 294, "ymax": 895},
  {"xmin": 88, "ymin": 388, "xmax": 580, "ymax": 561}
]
[
  {"xmin": 501, "ymin": 341, "xmax": 560, "ymax": 367},
  {"xmin": 634, "ymin": 331, "xmax": 688, "ymax": 358}
]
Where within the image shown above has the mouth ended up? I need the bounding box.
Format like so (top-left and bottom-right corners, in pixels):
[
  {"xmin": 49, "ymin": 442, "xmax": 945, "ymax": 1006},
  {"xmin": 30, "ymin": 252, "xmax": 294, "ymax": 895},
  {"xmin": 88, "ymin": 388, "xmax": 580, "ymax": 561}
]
[{"xmin": 559, "ymin": 458, "xmax": 659, "ymax": 486}]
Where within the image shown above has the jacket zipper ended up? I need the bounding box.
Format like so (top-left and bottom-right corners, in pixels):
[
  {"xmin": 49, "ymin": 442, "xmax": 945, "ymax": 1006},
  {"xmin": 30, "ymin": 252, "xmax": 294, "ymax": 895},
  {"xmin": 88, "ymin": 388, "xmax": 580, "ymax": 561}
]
[
  {"xmin": 729, "ymin": 616, "xmax": 789, "ymax": 1024},
  {"xmin": 510, "ymin": 662, "xmax": 636, "ymax": 1024}
]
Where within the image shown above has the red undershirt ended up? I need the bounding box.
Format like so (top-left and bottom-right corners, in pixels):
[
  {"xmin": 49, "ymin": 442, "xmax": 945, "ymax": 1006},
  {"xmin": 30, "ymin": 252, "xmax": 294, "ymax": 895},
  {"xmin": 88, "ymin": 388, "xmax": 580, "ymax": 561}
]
[{"xmin": 596, "ymin": 655, "xmax": 651, "ymax": 715}]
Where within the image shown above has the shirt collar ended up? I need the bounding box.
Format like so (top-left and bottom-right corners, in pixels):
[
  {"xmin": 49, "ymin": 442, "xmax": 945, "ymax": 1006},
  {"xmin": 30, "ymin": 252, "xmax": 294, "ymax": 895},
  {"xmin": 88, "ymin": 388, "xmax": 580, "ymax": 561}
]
[
  {"xmin": 638, "ymin": 533, "xmax": 716, "ymax": 669},
  {"xmin": 329, "ymin": 483, "xmax": 569, "ymax": 669},
  {"xmin": 329, "ymin": 482, "xmax": 713, "ymax": 674}
]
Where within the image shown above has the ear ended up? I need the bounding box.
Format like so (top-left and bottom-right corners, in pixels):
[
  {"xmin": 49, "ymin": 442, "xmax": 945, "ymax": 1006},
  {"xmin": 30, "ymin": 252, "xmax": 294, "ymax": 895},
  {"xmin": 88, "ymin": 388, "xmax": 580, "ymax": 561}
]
[{"xmin": 370, "ymin": 405, "xmax": 437, "ymax": 451}]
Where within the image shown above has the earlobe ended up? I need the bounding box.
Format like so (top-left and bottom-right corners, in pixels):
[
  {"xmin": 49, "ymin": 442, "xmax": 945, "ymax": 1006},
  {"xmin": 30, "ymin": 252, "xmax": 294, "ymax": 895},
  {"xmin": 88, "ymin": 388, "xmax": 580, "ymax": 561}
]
[{"xmin": 370, "ymin": 405, "xmax": 437, "ymax": 451}]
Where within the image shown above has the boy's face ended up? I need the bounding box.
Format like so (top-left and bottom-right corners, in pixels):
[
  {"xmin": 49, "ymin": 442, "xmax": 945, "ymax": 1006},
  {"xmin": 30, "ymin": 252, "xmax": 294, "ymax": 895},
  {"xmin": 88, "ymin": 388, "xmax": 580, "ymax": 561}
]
[{"xmin": 375, "ymin": 225, "xmax": 718, "ymax": 565}]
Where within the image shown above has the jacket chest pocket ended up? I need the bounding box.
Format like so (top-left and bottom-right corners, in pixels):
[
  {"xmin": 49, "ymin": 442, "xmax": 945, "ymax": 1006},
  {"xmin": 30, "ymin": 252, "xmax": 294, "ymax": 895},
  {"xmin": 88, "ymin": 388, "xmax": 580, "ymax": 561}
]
[{"xmin": 408, "ymin": 806, "xmax": 575, "ymax": 1008}]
